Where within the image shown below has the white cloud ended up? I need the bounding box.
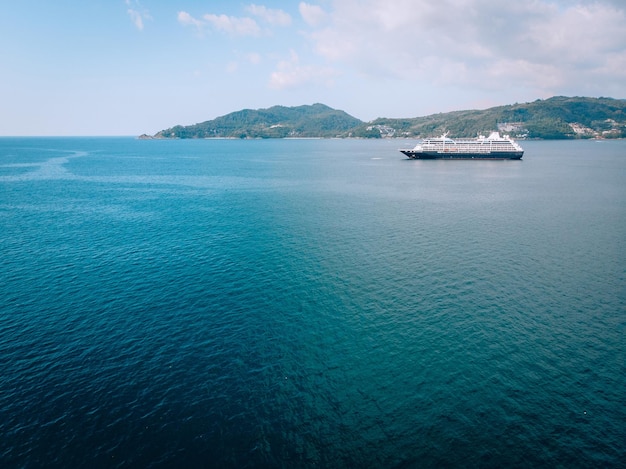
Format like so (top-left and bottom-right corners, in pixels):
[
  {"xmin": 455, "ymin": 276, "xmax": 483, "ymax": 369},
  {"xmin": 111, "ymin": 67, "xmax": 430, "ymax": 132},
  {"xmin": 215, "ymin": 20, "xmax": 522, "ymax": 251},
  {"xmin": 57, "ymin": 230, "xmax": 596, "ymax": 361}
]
[
  {"xmin": 174, "ymin": 0, "xmax": 625, "ymax": 106},
  {"xmin": 300, "ymin": 0, "xmax": 626, "ymax": 96},
  {"xmin": 178, "ymin": 11, "xmax": 204, "ymax": 30},
  {"xmin": 178, "ymin": 11, "xmax": 261, "ymax": 36},
  {"xmin": 520, "ymin": 3, "xmax": 626, "ymax": 65},
  {"xmin": 126, "ymin": 0, "xmax": 151, "ymax": 31},
  {"xmin": 246, "ymin": 52, "xmax": 262, "ymax": 64},
  {"xmin": 203, "ymin": 14, "xmax": 261, "ymax": 36},
  {"xmin": 299, "ymin": 3, "xmax": 328, "ymax": 26},
  {"xmin": 127, "ymin": 10, "xmax": 143, "ymax": 30},
  {"xmin": 246, "ymin": 4, "xmax": 292, "ymax": 26},
  {"xmin": 269, "ymin": 50, "xmax": 337, "ymax": 89}
]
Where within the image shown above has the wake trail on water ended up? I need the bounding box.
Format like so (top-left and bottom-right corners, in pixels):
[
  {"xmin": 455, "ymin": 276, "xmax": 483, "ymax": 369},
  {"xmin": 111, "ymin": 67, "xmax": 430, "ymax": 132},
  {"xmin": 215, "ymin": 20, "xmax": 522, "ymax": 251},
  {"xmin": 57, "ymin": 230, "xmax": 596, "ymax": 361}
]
[{"xmin": 0, "ymin": 150, "xmax": 89, "ymax": 182}]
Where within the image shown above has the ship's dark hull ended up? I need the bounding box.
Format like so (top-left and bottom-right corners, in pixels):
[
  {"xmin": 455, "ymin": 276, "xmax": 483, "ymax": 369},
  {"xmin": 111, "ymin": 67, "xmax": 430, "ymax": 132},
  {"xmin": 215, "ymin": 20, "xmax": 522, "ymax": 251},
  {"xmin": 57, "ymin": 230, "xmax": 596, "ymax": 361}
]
[{"xmin": 401, "ymin": 150, "xmax": 523, "ymax": 160}]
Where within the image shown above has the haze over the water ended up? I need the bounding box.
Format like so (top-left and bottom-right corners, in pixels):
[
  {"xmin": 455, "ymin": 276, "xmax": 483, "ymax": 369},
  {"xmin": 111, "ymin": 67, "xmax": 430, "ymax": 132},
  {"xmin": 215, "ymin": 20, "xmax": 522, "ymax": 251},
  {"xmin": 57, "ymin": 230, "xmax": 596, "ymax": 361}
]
[{"xmin": 2, "ymin": 1, "xmax": 625, "ymax": 136}]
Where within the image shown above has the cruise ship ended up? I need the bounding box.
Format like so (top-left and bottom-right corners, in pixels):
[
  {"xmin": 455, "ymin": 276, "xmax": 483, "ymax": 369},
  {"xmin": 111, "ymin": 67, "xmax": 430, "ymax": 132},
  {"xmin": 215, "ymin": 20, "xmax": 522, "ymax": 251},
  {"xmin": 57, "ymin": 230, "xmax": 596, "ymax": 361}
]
[{"xmin": 400, "ymin": 132, "xmax": 524, "ymax": 159}]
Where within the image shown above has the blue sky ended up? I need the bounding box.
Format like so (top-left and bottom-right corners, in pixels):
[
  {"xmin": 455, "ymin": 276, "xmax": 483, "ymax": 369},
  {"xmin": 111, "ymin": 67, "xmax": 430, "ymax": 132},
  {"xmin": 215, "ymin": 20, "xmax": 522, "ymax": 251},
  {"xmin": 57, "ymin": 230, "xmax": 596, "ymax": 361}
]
[{"xmin": 2, "ymin": 0, "xmax": 625, "ymax": 135}]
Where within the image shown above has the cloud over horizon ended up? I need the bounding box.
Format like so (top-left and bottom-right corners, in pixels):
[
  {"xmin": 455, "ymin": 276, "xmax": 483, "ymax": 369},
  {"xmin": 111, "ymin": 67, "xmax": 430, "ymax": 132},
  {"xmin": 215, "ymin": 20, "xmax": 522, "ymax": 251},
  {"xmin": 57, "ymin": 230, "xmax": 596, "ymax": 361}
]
[
  {"xmin": 177, "ymin": 0, "xmax": 626, "ymax": 101},
  {"xmin": 125, "ymin": 0, "xmax": 151, "ymax": 31},
  {"xmin": 3, "ymin": 0, "xmax": 625, "ymax": 135},
  {"xmin": 246, "ymin": 4, "xmax": 292, "ymax": 26},
  {"xmin": 269, "ymin": 50, "xmax": 337, "ymax": 89},
  {"xmin": 178, "ymin": 4, "xmax": 293, "ymax": 37},
  {"xmin": 300, "ymin": 0, "xmax": 626, "ymax": 96}
]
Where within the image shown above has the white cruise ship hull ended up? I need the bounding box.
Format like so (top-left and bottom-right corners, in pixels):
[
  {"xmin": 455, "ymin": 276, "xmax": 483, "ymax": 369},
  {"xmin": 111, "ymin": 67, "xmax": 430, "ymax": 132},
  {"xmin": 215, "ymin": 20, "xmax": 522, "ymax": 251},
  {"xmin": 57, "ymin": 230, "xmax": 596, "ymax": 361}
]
[
  {"xmin": 400, "ymin": 132, "xmax": 524, "ymax": 160},
  {"xmin": 400, "ymin": 150, "xmax": 523, "ymax": 160}
]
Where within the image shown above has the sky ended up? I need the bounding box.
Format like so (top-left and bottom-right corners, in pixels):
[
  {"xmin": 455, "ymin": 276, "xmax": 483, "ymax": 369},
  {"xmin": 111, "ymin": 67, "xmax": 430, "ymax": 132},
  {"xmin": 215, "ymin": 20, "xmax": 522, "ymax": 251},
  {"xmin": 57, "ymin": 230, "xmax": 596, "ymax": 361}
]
[{"xmin": 1, "ymin": 0, "xmax": 626, "ymax": 136}]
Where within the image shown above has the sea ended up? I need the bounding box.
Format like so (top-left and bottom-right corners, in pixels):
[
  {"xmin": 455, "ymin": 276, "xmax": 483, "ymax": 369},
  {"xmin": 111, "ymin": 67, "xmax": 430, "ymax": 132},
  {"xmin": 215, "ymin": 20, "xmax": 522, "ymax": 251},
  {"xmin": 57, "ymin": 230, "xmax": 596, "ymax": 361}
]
[{"xmin": 0, "ymin": 137, "xmax": 624, "ymax": 468}]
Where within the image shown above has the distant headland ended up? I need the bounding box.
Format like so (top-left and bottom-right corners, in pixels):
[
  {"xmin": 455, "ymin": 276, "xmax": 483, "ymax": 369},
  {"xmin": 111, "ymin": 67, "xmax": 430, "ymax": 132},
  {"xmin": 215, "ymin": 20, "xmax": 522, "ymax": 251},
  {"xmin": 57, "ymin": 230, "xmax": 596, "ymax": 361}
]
[{"xmin": 140, "ymin": 96, "xmax": 626, "ymax": 140}]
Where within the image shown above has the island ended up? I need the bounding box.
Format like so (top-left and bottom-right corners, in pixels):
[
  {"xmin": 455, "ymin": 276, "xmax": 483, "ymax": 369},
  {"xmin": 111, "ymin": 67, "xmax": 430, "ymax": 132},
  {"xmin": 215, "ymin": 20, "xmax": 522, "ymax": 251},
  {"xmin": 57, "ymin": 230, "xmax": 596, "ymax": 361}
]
[{"xmin": 144, "ymin": 96, "xmax": 626, "ymax": 140}]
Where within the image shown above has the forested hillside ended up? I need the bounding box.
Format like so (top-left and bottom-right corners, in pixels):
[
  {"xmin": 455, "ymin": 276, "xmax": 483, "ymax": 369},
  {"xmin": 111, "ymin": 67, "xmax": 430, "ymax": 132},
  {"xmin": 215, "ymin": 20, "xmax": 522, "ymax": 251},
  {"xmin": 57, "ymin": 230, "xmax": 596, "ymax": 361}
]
[
  {"xmin": 358, "ymin": 96, "xmax": 626, "ymax": 139},
  {"xmin": 152, "ymin": 104, "xmax": 362, "ymax": 139},
  {"xmin": 145, "ymin": 97, "xmax": 626, "ymax": 139}
]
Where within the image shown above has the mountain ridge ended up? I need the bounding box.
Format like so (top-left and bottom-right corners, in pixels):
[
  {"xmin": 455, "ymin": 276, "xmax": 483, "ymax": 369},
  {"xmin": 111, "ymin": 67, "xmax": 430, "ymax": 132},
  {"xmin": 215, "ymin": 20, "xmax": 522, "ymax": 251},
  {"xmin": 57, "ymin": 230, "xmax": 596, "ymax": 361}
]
[
  {"xmin": 143, "ymin": 96, "xmax": 626, "ymax": 140},
  {"xmin": 150, "ymin": 103, "xmax": 362, "ymax": 139}
]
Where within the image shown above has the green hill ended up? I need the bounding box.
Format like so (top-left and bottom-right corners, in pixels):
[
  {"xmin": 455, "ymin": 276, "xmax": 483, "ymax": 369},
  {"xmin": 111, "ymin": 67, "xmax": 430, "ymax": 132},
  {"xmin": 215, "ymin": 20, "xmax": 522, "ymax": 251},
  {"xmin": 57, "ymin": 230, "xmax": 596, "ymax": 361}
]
[
  {"xmin": 153, "ymin": 103, "xmax": 362, "ymax": 139},
  {"xmin": 146, "ymin": 97, "xmax": 626, "ymax": 140},
  {"xmin": 358, "ymin": 96, "xmax": 626, "ymax": 139}
]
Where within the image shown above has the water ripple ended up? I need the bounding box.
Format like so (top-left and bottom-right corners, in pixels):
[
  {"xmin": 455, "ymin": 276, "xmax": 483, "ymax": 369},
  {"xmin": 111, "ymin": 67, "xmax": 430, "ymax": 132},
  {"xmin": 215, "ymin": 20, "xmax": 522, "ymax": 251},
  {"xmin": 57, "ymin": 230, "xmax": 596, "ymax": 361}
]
[{"xmin": 1, "ymin": 138, "xmax": 625, "ymax": 467}]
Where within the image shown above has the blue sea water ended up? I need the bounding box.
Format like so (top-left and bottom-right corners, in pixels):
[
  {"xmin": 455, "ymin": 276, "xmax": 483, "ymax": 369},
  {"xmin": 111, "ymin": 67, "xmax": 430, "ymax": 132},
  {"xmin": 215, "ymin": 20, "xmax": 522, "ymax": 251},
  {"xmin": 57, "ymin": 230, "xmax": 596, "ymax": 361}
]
[{"xmin": 1, "ymin": 137, "xmax": 625, "ymax": 468}]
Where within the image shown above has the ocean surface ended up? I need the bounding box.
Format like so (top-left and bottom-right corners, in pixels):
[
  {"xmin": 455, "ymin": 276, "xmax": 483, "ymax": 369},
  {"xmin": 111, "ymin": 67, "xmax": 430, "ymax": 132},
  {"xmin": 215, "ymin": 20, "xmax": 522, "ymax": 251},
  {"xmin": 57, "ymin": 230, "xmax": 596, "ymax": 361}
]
[{"xmin": 1, "ymin": 137, "xmax": 624, "ymax": 468}]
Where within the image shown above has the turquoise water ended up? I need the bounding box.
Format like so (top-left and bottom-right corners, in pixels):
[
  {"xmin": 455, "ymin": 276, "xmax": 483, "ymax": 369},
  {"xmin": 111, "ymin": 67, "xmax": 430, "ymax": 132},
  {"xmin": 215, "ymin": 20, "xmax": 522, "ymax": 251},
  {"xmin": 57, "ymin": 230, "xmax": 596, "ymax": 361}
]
[{"xmin": 1, "ymin": 138, "xmax": 625, "ymax": 467}]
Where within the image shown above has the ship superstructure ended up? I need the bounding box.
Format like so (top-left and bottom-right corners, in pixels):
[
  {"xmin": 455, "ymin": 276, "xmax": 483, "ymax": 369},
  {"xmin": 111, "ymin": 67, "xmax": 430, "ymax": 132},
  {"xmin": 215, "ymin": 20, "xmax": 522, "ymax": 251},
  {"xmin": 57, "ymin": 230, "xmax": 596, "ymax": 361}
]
[{"xmin": 400, "ymin": 132, "xmax": 524, "ymax": 159}]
